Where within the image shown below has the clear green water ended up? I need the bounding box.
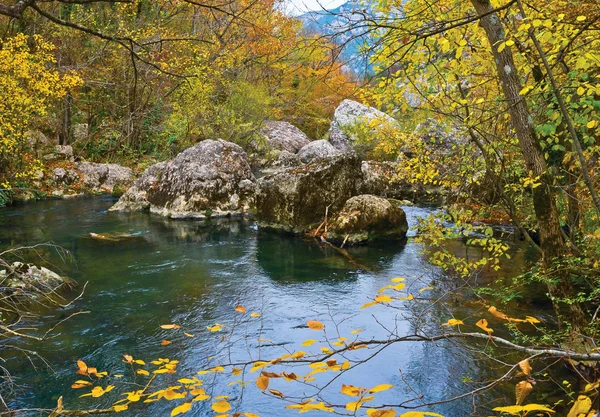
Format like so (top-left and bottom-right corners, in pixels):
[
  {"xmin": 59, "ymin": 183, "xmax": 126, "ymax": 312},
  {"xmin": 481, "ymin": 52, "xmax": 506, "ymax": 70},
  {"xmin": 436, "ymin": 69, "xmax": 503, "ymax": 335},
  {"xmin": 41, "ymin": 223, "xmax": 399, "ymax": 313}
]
[{"xmin": 0, "ymin": 197, "xmax": 539, "ymax": 416}]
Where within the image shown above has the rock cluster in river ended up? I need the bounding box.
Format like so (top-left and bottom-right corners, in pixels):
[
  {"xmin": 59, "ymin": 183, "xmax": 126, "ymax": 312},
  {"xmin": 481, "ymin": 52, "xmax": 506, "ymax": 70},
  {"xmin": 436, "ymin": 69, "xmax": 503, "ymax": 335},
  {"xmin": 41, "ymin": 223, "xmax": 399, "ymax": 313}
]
[{"xmin": 109, "ymin": 101, "xmax": 421, "ymax": 242}]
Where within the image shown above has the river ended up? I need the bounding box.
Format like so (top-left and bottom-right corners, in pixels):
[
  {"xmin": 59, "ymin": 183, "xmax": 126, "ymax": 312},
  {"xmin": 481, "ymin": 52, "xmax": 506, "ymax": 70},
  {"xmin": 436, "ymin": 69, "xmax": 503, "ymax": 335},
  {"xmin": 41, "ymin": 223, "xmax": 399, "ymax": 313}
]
[{"xmin": 0, "ymin": 197, "xmax": 546, "ymax": 416}]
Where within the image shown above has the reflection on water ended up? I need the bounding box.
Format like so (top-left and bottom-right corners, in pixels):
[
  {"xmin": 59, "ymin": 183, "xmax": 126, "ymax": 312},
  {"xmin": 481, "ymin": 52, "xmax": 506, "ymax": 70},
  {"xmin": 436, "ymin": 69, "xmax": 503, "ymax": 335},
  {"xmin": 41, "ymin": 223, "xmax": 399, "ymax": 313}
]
[{"xmin": 0, "ymin": 198, "xmax": 543, "ymax": 416}]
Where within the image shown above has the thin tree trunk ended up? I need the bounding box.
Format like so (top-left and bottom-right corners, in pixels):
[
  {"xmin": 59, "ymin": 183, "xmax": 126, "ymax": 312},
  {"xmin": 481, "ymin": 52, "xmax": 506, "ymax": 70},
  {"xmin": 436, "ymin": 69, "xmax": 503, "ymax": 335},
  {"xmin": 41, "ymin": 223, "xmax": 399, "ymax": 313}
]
[{"xmin": 470, "ymin": 0, "xmax": 589, "ymax": 336}]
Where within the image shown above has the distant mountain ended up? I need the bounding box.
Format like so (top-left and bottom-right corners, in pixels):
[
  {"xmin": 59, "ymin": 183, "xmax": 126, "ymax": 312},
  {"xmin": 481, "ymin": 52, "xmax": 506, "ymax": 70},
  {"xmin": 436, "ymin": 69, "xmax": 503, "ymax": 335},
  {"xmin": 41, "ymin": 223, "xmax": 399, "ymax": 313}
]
[{"xmin": 298, "ymin": 1, "xmax": 375, "ymax": 76}]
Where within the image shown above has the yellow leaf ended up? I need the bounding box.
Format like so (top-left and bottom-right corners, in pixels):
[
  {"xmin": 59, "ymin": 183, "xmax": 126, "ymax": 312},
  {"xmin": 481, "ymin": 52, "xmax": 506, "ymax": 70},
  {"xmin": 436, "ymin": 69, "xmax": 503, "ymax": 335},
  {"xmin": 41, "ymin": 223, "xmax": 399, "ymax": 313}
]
[
  {"xmin": 114, "ymin": 405, "xmax": 128, "ymax": 412},
  {"xmin": 268, "ymin": 389, "xmax": 284, "ymax": 398},
  {"xmin": 515, "ymin": 381, "xmax": 533, "ymax": 405},
  {"xmin": 250, "ymin": 312, "xmax": 261, "ymax": 318},
  {"xmin": 441, "ymin": 319, "xmax": 464, "ymax": 327},
  {"xmin": 518, "ymin": 359, "xmax": 532, "ymax": 376},
  {"xmin": 232, "ymin": 368, "xmax": 242, "ymax": 376},
  {"xmin": 568, "ymin": 396, "xmax": 592, "ymax": 417},
  {"xmin": 291, "ymin": 351, "xmax": 306, "ymax": 359},
  {"xmin": 244, "ymin": 413, "xmax": 260, "ymax": 417},
  {"xmin": 161, "ymin": 340, "xmax": 172, "ymax": 346},
  {"xmin": 391, "ymin": 278, "xmax": 405, "ymax": 283},
  {"xmin": 369, "ymin": 384, "xmax": 394, "ymax": 393},
  {"xmin": 193, "ymin": 394, "xmax": 210, "ymax": 401},
  {"xmin": 375, "ymin": 295, "xmax": 392, "ymax": 303},
  {"xmin": 587, "ymin": 120, "xmax": 598, "ymax": 129},
  {"xmin": 123, "ymin": 354, "xmax": 133, "ymax": 364},
  {"xmin": 256, "ymin": 375, "xmax": 269, "ymax": 390},
  {"xmin": 184, "ymin": 332, "xmax": 195, "ymax": 338},
  {"xmin": 301, "ymin": 339, "xmax": 317, "ymax": 347},
  {"xmin": 190, "ymin": 388, "xmax": 205, "ymax": 396},
  {"xmin": 212, "ymin": 401, "xmax": 231, "ymax": 413},
  {"xmin": 307, "ymin": 320, "xmax": 324, "ymax": 330},
  {"xmin": 250, "ymin": 361, "xmax": 268, "ymax": 373},
  {"xmin": 171, "ymin": 402, "xmax": 192, "ymax": 416},
  {"xmin": 235, "ymin": 305, "xmax": 246, "ymax": 313},
  {"xmin": 134, "ymin": 360, "xmax": 145, "ymax": 366},
  {"xmin": 476, "ymin": 319, "xmax": 493, "ymax": 334},
  {"xmin": 367, "ymin": 410, "xmax": 397, "ymax": 417},
  {"xmin": 341, "ymin": 384, "xmax": 365, "ymax": 397}
]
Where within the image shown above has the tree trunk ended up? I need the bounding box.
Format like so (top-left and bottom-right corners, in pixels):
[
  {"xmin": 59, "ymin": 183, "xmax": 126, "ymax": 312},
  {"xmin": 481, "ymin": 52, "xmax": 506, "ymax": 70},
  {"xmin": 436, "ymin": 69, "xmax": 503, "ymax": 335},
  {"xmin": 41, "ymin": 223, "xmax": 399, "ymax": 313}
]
[
  {"xmin": 470, "ymin": 0, "xmax": 589, "ymax": 335},
  {"xmin": 59, "ymin": 91, "xmax": 73, "ymax": 145}
]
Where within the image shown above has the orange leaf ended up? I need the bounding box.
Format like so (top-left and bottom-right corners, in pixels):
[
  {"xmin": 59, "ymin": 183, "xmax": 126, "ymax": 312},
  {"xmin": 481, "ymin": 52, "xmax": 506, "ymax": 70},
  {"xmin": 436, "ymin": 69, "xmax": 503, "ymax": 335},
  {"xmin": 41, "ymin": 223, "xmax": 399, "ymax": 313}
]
[{"xmin": 307, "ymin": 320, "xmax": 324, "ymax": 330}]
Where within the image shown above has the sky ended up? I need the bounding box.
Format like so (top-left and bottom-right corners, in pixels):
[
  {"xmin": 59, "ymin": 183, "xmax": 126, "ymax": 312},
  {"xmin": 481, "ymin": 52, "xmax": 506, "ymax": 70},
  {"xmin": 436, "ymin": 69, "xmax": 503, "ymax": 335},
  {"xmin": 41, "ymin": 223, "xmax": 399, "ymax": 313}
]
[{"xmin": 285, "ymin": 0, "xmax": 347, "ymax": 15}]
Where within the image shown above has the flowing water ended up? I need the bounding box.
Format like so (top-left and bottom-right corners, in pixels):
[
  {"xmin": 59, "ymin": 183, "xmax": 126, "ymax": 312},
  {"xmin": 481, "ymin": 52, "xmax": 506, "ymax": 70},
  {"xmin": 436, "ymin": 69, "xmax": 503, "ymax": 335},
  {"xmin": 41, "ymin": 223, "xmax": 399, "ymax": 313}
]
[{"xmin": 0, "ymin": 197, "xmax": 545, "ymax": 416}]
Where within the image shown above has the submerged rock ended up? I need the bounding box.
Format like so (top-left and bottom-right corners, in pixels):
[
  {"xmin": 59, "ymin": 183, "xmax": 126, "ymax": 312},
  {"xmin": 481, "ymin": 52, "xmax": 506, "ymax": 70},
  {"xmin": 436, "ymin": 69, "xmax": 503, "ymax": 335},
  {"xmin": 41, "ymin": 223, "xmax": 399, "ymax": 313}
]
[
  {"xmin": 328, "ymin": 99, "xmax": 399, "ymax": 152},
  {"xmin": 259, "ymin": 121, "xmax": 310, "ymax": 154},
  {"xmin": 110, "ymin": 139, "xmax": 255, "ymax": 219},
  {"xmin": 256, "ymin": 155, "xmax": 361, "ymax": 233},
  {"xmin": 328, "ymin": 195, "xmax": 408, "ymax": 244},
  {"xmin": 297, "ymin": 139, "xmax": 341, "ymax": 163}
]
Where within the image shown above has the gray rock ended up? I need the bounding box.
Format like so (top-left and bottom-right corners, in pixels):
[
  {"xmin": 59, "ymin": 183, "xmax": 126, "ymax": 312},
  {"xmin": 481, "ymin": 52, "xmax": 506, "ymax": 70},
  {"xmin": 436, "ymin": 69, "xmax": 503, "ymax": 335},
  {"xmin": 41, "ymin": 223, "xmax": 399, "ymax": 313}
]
[
  {"xmin": 43, "ymin": 145, "xmax": 74, "ymax": 162},
  {"xmin": 110, "ymin": 139, "xmax": 255, "ymax": 219},
  {"xmin": 53, "ymin": 167, "xmax": 79, "ymax": 185},
  {"xmin": 256, "ymin": 154, "xmax": 361, "ymax": 233},
  {"xmin": 76, "ymin": 162, "xmax": 134, "ymax": 193},
  {"xmin": 24, "ymin": 130, "xmax": 52, "ymax": 148},
  {"xmin": 297, "ymin": 140, "xmax": 341, "ymax": 163},
  {"xmin": 0, "ymin": 262, "xmax": 71, "ymax": 292},
  {"xmin": 328, "ymin": 195, "xmax": 408, "ymax": 244},
  {"xmin": 258, "ymin": 121, "xmax": 310, "ymax": 153},
  {"xmin": 72, "ymin": 123, "xmax": 89, "ymax": 142},
  {"xmin": 328, "ymin": 99, "xmax": 399, "ymax": 152},
  {"xmin": 275, "ymin": 150, "xmax": 302, "ymax": 167}
]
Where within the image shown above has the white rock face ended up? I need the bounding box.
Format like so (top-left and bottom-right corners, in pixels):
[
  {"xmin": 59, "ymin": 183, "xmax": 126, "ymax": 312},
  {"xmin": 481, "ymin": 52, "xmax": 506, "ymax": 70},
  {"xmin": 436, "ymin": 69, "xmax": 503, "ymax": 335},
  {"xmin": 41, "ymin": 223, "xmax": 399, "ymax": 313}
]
[
  {"xmin": 76, "ymin": 162, "xmax": 134, "ymax": 192},
  {"xmin": 328, "ymin": 99, "xmax": 399, "ymax": 152}
]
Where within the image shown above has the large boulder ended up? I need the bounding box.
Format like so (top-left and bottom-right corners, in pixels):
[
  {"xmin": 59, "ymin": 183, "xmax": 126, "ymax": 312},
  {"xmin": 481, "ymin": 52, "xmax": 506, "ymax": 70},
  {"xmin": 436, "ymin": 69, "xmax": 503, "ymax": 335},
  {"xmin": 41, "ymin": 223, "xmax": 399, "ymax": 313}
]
[
  {"xmin": 327, "ymin": 195, "xmax": 408, "ymax": 244},
  {"xmin": 256, "ymin": 155, "xmax": 362, "ymax": 233},
  {"xmin": 328, "ymin": 99, "xmax": 399, "ymax": 152},
  {"xmin": 76, "ymin": 162, "xmax": 134, "ymax": 193},
  {"xmin": 43, "ymin": 145, "xmax": 74, "ymax": 162},
  {"xmin": 259, "ymin": 121, "xmax": 311, "ymax": 153},
  {"xmin": 297, "ymin": 139, "xmax": 341, "ymax": 163},
  {"xmin": 110, "ymin": 139, "xmax": 256, "ymax": 219}
]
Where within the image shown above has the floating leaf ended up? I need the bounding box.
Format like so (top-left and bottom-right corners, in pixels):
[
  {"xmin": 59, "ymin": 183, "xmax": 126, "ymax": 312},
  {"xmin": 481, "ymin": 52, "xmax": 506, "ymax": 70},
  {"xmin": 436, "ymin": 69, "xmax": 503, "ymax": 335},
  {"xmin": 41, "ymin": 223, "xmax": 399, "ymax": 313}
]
[
  {"xmin": 114, "ymin": 405, "xmax": 128, "ymax": 412},
  {"xmin": 232, "ymin": 367, "xmax": 243, "ymax": 376},
  {"xmin": 375, "ymin": 295, "xmax": 392, "ymax": 303},
  {"xmin": 235, "ymin": 305, "xmax": 247, "ymax": 313},
  {"xmin": 137, "ymin": 369, "xmax": 150, "ymax": 376},
  {"xmin": 161, "ymin": 340, "xmax": 172, "ymax": 346},
  {"xmin": 207, "ymin": 324, "xmax": 223, "ymax": 332},
  {"xmin": 301, "ymin": 339, "xmax": 317, "ymax": 347},
  {"xmin": 71, "ymin": 380, "xmax": 92, "ymax": 389},
  {"xmin": 184, "ymin": 332, "xmax": 195, "ymax": 338},
  {"xmin": 161, "ymin": 324, "xmax": 181, "ymax": 330},
  {"xmin": 250, "ymin": 312, "xmax": 261, "ymax": 318},
  {"xmin": 123, "ymin": 354, "xmax": 133, "ymax": 364}
]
